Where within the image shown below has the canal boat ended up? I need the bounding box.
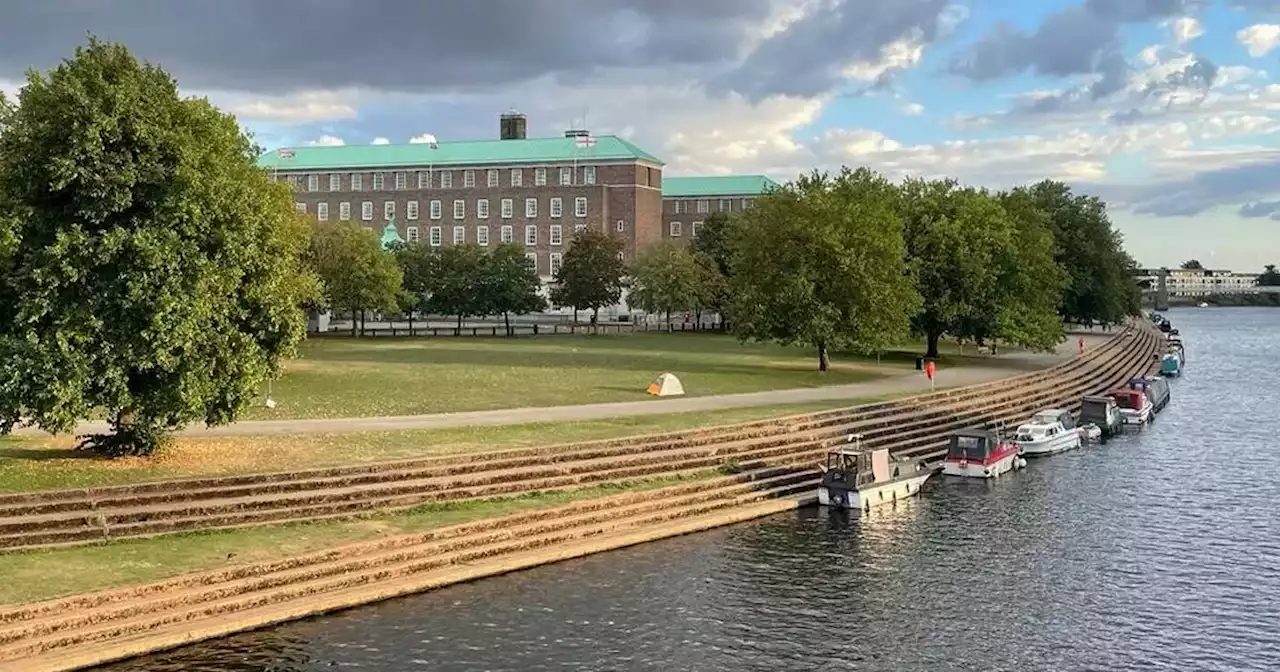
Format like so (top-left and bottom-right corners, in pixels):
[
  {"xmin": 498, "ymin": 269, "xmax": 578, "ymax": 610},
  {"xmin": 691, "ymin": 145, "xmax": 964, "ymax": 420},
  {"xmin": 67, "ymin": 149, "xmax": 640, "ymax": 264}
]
[
  {"xmin": 941, "ymin": 426, "xmax": 1026, "ymax": 478},
  {"xmin": 817, "ymin": 434, "xmax": 932, "ymax": 513},
  {"xmin": 1127, "ymin": 376, "xmax": 1170, "ymax": 414},
  {"xmin": 1079, "ymin": 395, "xmax": 1123, "ymax": 441},
  {"xmin": 1013, "ymin": 408, "xmax": 1083, "ymax": 457},
  {"xmin": 1160, "ymin": 353, "xmax": 1182, "ymax": 377},
  {"xmin": 1111, "ymin": 388, "xmax": 1153, "ymax": 426}
]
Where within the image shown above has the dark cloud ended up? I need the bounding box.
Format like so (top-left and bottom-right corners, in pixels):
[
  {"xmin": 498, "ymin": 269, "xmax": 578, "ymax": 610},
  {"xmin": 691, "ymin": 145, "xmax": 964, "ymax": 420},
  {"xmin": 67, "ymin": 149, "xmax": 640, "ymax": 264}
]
[
  {"xmin": 1238, "ymin": 200, "xmax": 1280, "ymax": 218},
  {"xmin": 948, "ymin": 0, "xmax": 1197, "ymax": 84},
  {"xmin": 0, "ymin": 0, "xmax": 776, "ymax": 94},
  {"xmin": 709, "ymin": 0, "xmax": 952, "ymax": 101},
  {"xmin": 1077, "ymin": 153, "xmax": 1280, "ymax": 217}
]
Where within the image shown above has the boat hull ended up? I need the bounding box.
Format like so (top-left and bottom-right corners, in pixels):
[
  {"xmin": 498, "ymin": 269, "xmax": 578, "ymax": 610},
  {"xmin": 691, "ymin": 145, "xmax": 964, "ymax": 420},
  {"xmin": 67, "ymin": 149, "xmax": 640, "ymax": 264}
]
[
  {"xmin": 942, "ymin": 450, "xmax": 1022, "ymax": 478},
  {"xmin": 1120, "ymin": 404, "xmax": 1153, "ymax": 425},
  {"xmin": 1019, "ymin": 432, "xmax": 1083, "ymax": 456},
  {"xmin": 818, "ymin": 472, "xmax": 932, "ymax": 512}
]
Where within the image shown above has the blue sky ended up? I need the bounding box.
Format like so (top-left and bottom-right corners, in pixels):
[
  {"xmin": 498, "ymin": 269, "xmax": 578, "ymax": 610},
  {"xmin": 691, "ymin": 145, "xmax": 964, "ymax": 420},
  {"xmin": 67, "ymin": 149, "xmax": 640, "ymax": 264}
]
[{"xmin": 2, "ymin": 0, "xmax": 1279, "ymax": 271}]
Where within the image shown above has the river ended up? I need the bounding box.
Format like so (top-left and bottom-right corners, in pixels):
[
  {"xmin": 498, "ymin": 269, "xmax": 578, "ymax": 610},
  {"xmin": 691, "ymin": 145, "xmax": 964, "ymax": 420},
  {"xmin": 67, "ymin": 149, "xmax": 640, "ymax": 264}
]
[{"xmin": 98, "ymin": 307, "xmax": 1280, "ymax": 672}]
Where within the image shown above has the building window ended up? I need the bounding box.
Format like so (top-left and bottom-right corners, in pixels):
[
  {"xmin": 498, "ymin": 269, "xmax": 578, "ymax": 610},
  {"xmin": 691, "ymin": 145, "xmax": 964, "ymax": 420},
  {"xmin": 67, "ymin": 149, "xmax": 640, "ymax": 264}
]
[
  {"xmin": 692, "ymin": 221, "xmax": 702, "ymax": 237},
  {"xmin": 407, "ymin": 226, "xmax": 420, "ymax": 243},
  {"xmin": 352, "ymin": 174, "xmax": 364, "ymax": 191},
  {"xmin": 583, "ymin": 166, "xmax": 596, "ymax": 185},
  {"xmin": 395, "ymin": 172, "xmax": 407, "ymax": 190},
  {"xmin": 697, "ymin": 200, "xmax": 709, "ymax": 214},
  {"xmin": 453, "ymin": 226, "xmax": 465, "ymax": 245},
  {"xmin": 361, "ymin": 201, "xmax": 373, "ymax": 220},
  {"xmin": 339, "ymin": 202, "xmax": 351, "ymax": 221},
  {"xmin": 550, "ymin": 252, "xmax": 563, "ymax": 275},
  {"xmin": 501, "ymin": 198, "xmax": 513, "ymax": 218},
  {"xmin": 675, "ymin": 200, "xmax": 686, "ymax": 214},
  {"xmin": 742, "ymin": 197, "xmax": 754, "ymax": 209},
  {"xmin": 501, "ymin": 225, "xmax": 514, "ymax": 244},
  {"xmin": 384, "ymin": 201, "xmax": 395, "ymax": 220},
  {"xmin": 407, "ymin": 200, "xmax": 419, "ymax": 220},
  {"xmin": 372, "ymin": 173, "xmax": 384, "ymax": 190},
  {"xmin": 550, "ymin": 224, "xmax": 563, "ymax": 246},
  {"xmin": 575, "ymin": 223, "xmax": 587, "ymax": 234},
  {"xmin": 316, "ymin": 203, "xmax": 329, "ymax": 221},
  {"xmin": 669, "ymin": 221, "xmax": 682, "ymax": 237},
  {"xmin": 295, "ymin": 202, "xmax": 306, "ymax": 213},
  {"xmin": 559, "ymin": 167, "xmax": 572, "ymax": 185},
  {"xmin": 616, "ymin": 220, "xmax": 625, "ymax": 232},
  {"xmin": 487, "ymin": 169, "xmax": 499, "ymax": 188},
  {"xmin": 440, "ymin": 171, "xmax": 453, "ymax": 188},
  {"xmin": 525, "ymin": 224, "xmax": 537, "ymax": 245},
  {"xmin": 534, "ymin": 168, "xmax": 547, "ymax": 186},
  {"xmin": 429, "ymin": 226, "xmax": 442, "ymax": 246},
  {"xmin": 307, "ymin": 174, "xmax": 319, "ymax": 192},
  {"xmin": 477, "ymin": 225, "xmax": 490, "ymax": 246},
  {"xmin": 429, "ymin": 200, "xmax": 443, "ymax": 219},
  {"xmin": 418, "ymin": 171, "xmax": 430, "ymax": 189},
  {"xmin": 526, "ymin": 252, "xmax": 539, "ymax": 274},
  {"xmin": 329, "ymin": 174, "xmax": 341, "ymax": 191},
  {"xmin": 719, "ymin": 199, "xmax": 730, "ymax": 212},
  {"xmin": 463, "ymin": 170, "xmax": 475, "ymax": 188},
  {"xmin": 550, "ymin": 197, "xmax": 562, "ymax": 218},
  {"xmin": 525, "ymin": 198, "xmax": 537, "ymax": 218},
  {"xmin": 617, "ymin": 251, "xmax": 625, "ymax": 262},
  {"xmin": 477, "ymin": 199, "xmax": 489, "ymax": 219},
  {"xmin": 575, "ymin": 197, "xmax": 587, "ymax": 217},
  {"xmin": 511, "ymin": 169, "xmax": 523, "ymax": 187}
]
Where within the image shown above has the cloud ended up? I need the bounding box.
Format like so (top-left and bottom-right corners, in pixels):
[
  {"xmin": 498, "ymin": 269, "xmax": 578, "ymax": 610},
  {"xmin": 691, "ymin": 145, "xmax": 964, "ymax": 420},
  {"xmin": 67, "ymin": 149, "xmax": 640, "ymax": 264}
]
[
  {"xmin": 1237, "ymin": 24, "xmax": 1280, "ymax": 57},
  {"xmin": 1238, "ymin": 200, "xmax": 1280, "ymax": 218},
  {"xmin": 902, "ymin": 102, "xmax": 926, "ymax": 115},
  {"xmin": 371, "ymin": 137, "xmax": 391, "ymax": 145},
  {"xmin": 305, "ymin": 135, "xmax": 345, "ymax": 147},
  {"xmin": 1080, "ymin": 148, "xmax": 1280, "ymax": 216},
  {"xmin": 1171, "ymin": 16, "xmax": 1204, "ymax": 45},
  {"xmin": 212, "ymin": 91, "xmax": 359, "ymax": 124},
  {"xmin": 409, "ymin": 134, "xmax": 438, "ymax": 144}
]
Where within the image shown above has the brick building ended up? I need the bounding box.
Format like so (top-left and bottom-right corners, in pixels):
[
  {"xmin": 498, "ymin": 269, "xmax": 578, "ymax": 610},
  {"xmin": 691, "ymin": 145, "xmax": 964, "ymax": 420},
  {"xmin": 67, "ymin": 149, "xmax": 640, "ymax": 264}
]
[
  {"xmin": 259, "ymin": 112, "xmax": 664, "ymax": 280},
  {"xmin": 660, "ymin": 175, "xmax": 779, "ymax": 242}
]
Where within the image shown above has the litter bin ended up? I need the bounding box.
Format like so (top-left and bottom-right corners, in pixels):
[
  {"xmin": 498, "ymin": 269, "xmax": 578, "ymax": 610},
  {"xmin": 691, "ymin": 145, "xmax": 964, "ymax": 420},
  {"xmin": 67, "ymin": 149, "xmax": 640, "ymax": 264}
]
[{"xmin": 915, "ymin": 356, "xmax": 924, "ymax": 371}]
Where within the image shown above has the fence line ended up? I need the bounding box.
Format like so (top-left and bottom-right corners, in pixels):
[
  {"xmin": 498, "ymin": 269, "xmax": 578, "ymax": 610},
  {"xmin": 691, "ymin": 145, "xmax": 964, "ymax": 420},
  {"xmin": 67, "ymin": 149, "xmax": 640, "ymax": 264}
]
[{"xmin": 317, "ymin": 321, "xmax": 730, "ymax": 339}]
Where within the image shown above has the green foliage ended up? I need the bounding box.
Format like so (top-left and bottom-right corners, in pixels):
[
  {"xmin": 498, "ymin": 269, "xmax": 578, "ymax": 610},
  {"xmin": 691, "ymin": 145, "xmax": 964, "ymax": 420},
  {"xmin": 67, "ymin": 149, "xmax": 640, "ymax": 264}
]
[
  {"xmin": 627, "ymin": 242, "xmax": 705, "ymax": 321},
  {"xmin": 1257, "ymin": 264, "xmax": 1280, "ymax": 286},
  {"xmin": 1181, "ymin": 259, "xmax": 1203, "ymax": 270},
  {"xmin": 423, "ymin": 243, "xmax": 490, "ymax": 327},
  {"xmin": 0, "ymin": 39, "xmax": 317, "ymax": 456},
  {"xmin": 550, "ymin": 228, "xmax": 626, "ymax": 321},
  {"xmin": 484, "ymin": 244, "xmax": 546, "ymax": 331},
  {"xmin": 395, "ymin": 242, "xmax": 544, "ymax": 331},
  {"xmin": 311, "ymin": 220, "xmax": 403, "ymax": 332},
  {"xmin": 691, "ymin": 211, "xmax": 734, "ymax": 277},
  {"xmin": 993, "ymin": 189, "xmax": 1068, "ymax": 351},
  {"xmin": 726, "ymin": 167, "xmax": 920, "ymax": 371}
]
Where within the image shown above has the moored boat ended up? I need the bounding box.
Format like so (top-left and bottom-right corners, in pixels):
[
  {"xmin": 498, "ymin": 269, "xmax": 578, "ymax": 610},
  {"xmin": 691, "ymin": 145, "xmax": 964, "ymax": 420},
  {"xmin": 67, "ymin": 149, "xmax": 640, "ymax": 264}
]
[
  {"xmin": 818, "ymin": 435, "xmax": 932, "ymax": 513},
  {"xmin": 942, "ymin": 426, "xmax": 1026, "ymax": 478},
  {"xmin": 1160, "ymin": 353, "xmax": 1181, "ymax": 377},
  {"xmin": 1079, "ymin": 395, "xmax": 1122, "ymax": 441},
  {"xmin": 1111, "ymin": 388, "xmax": 1153, "ymax": 426},
  {"xmin": 1013, "ymin": 408, "xmax": 1083, "ymax": 457},
  {"xmin": 1127, "ymin": 376, "xmax": 1170, "ymax": 414},
  {"xmin": 1080, "ymin": 423, "xmax": 1103, "ymax": 444}
]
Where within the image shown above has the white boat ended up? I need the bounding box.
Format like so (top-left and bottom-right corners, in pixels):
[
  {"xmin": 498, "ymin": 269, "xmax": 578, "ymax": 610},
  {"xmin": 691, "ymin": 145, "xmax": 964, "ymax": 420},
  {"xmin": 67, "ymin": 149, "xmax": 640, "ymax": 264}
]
[
  {"xmin": 1013, "ymin": 408, "xmax": 1083, "ymax": 456},
  {"xmin": 817, "ymin": 435, "xmax": 932, "ymax": 513},
  {"xmin": 1110, "ymin": 388, "xmax": 1153, "ymax": 426},
  {"xmin": 1198, "ymin": 302, "xmax": 1209, "ymax": 308},
  {"xmin": 942, "ymin": 426, "xmax": 1026, "ymax": 478}
]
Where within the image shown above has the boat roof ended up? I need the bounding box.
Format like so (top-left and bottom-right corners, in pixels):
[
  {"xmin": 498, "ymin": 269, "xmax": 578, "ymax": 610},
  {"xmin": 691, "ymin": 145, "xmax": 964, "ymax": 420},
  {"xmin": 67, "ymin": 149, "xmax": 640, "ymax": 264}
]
[
  {"xmin": 953, "ymin": 426, "xmax": 997, "ymax": 439},
  {"xmin": 1034, "ymin": 408, "xmax": 1067, "ymax": 415},
  {"xmin": 1083, "ymin": 395, "xmax": 1114, "ymax": 403},
  {"xmin": 1110, "ymin": 388, "xmax": 1143, "ymax": 399}
]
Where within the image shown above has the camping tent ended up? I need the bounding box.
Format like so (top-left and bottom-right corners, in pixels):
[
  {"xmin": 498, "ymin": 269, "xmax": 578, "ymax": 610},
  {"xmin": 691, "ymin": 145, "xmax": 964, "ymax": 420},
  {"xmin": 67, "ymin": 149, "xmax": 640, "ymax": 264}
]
[{"xmin": 647, "ymin": 373, "xmax": 684, "ymax": 397}]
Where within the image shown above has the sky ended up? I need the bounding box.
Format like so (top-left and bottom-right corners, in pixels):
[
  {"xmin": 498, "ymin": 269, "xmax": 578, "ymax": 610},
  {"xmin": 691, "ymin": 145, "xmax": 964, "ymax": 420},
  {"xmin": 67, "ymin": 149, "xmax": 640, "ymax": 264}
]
[{"xmin": 1, "ymin": 0, "xmax": 1279, "ymax": 271}]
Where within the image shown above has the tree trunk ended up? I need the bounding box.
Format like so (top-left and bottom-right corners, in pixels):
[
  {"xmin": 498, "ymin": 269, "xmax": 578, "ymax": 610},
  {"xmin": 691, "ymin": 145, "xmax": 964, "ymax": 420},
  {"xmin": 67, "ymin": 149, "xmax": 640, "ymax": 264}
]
[
  {"xmin": 408, "ymin": 312, "xmax": 413, "ymax": 336},
  {"xmin": 573, "ymin": 307, "xmax": 579, "ymax": 323},
  {"xmin": 817, "ymin": 341, "xmax": 829, "ymax": 373},
  {"xmin": 359, "ymin": 310, "xmax": 366, "ymax": 337},
  {"xmin": 926, "ymin": 331, "xmax": 941, "ymax": 359},
  {"xmin": 457, "ymin": 313, "xmax": 463, "ymax": 331},
  {"xmin": 665, "ymin": 310, "xmax": 671, "ymax": 332},
  {"xmin": 504, "ymin": 311, "xmax": 512, "ymax": 337},
  {"xmin": 350, "ymin": 308, "xmax": 357, "ymax": 337},
  {"xmin": 592, "ymin": 306, "xmax": 600, "ymax": 331}
]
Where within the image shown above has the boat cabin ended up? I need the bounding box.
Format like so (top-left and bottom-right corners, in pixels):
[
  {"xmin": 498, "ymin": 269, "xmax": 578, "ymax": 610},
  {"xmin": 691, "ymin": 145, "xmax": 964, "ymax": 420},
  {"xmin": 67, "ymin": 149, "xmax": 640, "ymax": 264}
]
[
  {"xmin": 946, "ymin": 428, "xmax": 1007, "ymax": 462},
  {"xmin": 1080, "ymin": 395, "xmax": 1118, "ymax": 421},
  {"xmin": 823, "ymin": 447, "xmax": 893, "ymax": 488},
  {"xmin": 1030, "ymin": 408, "xmax": 1075, "ymax": 430},
  {"xmin": 1110, "ymin": 388, "xmax": 1146, "ymax": 411}
]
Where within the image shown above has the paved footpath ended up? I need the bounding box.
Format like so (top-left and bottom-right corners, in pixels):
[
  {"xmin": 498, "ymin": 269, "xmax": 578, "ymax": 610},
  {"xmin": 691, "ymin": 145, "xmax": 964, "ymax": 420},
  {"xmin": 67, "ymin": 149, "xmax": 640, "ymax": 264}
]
[{"xmin": 18, "ymin": 334, "xmax": 1114, "ymax": 439}]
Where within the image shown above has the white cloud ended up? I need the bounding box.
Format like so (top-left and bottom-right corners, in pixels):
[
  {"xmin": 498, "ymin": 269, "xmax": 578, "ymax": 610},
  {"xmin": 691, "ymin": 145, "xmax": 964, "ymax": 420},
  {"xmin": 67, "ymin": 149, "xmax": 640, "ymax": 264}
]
[
  {"xmin": 1170, "ymin": 17, "xmax": 1203, "ymax": 45},
  {"xmin": 208, "ymin": 90, "xmax": 358, "ymax": 124},
  {"xmin": 409, "ymin": 133, "xmax": 438, "ymax": 144},
  {"xmin": 902, "ymin": 102, "xmax": 925, "ymax": 116},
  {"xmin": 371, "ymin": 137, "xmax": 391, "ymax": 145},
  {"xmin": 305, "ymin": 135, "xmax": 346, "ymax": 146},
  {"xmin": 1237, "ymin": 24, "xmax": 1280, "ymax": 58},
  {"xmin": 842, "ymin": 36, "xmax": 925, "ymax": 82}
]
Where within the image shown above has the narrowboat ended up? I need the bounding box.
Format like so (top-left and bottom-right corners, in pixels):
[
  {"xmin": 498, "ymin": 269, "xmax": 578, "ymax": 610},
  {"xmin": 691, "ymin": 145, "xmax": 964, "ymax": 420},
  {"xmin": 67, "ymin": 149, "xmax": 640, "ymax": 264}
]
[
  {"xmin": 1127, "ymin": 376, "xmax": 1170, "ymax": 414},
  {"xmin": 817, "ymin": 435, "xmax": 933, "ymax": 513},
  {"xmin": 942, "ymin": 427, "xmax": 1026, "ymax": 478}
]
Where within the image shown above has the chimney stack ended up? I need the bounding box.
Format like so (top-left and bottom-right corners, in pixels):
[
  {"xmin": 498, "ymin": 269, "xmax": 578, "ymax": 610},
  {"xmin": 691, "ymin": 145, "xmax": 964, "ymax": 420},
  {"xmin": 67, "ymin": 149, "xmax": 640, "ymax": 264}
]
[{"xmin": 500, "ymin": 109, "xmax": 527, "ymax": 140}]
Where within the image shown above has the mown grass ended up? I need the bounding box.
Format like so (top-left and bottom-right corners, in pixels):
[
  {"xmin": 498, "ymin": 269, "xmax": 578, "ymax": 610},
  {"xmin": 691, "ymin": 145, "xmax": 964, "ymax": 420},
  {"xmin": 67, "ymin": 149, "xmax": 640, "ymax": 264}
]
[
  {"xmin": 0, "ymin": 399, "xmax": 890, "ymax": 493},
  {"xmin": 0, "ymin": 474, "xmax": 709, "ymax": 606}
]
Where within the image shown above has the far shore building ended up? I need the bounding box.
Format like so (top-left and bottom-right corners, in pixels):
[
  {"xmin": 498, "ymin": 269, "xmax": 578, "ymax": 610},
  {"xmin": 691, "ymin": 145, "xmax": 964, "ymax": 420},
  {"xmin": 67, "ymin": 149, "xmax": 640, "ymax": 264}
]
[
  {"xmin": 1135, "ymin": 267, "xmax": 1262, "ymax": 298},
  {"xmin": 660, "ymin": 175, "xmax": 779, "ymax": 242}
]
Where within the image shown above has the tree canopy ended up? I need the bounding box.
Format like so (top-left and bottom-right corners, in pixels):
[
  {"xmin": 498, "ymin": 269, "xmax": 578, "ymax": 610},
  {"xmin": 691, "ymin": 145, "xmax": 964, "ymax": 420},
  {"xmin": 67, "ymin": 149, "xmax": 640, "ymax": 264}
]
[
  {"xmin": 480, "ymin": 244, "xmax": 546, "ymax": 333},
  {"xmin": 0, "ymin": 39, "xmax": 319, "ymax": 456},
  {"xmin": 1257, "ymin": 264, "xmax": 1280, "ymax": 286},
  {"xmin": 726, "ymin": 168, "xmax": 920, "ymax": 371},
  {"xmin": 311, "ymin": 220, "xmax": 403, "ymax": 334},
  {"xmin": 628, "ymin": 242, "xmax": 705, "ymax": 324},
  {"xmin": 550, "ymin": 228, "xmax": 626, "ymax": 322},
  {"xmin": 1181, "ymin": 259, "xmax": 1204, "ymax": 270}
]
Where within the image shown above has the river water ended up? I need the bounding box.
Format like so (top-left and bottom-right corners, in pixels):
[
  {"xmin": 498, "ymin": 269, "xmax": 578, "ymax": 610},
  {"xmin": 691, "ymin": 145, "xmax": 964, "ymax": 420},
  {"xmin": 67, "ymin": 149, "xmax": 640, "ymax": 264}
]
[{"xmin": 99, "ymin": 308, "xmax": 1280, "ymax": 672}]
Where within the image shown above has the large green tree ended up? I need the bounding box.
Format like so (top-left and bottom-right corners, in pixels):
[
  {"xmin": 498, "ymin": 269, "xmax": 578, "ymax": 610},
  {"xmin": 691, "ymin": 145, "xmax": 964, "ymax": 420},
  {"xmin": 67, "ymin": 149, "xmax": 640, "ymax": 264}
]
[
  {"xmin": 0, "ymin": 39, "xmax": 318, "ymax": 456},
  {"xmin": 991, "ymin": 188, "xmax": 1068, "ymax": 350},
  {"xmin": 628, "ymin": 242, "xmax": 704, "ymax": 326},
  {"xmin": 312, "ymin": 220, "xmax": 403, "ymax": 335},
  {"xmin": 485, "ymin": 243, "xmax": 546, "ymax": 334},
  {"xmin": 689, "ymin": 212, "xmax": 733, "ymax": 318},
  {"xmin": 550, "ymin": 228, "xmax": 626, "ymax": 323},
  {"xmin": 727, "ymin": 167, "xmax": 920, "ymax": 372}
]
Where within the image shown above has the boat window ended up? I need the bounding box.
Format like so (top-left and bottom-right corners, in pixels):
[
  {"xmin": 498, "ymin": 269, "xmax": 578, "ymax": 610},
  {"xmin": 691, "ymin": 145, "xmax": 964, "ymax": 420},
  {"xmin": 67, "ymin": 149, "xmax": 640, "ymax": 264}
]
[{"xmin": 948, "ymin": 435, "xmax": 988, "ymax": 460}]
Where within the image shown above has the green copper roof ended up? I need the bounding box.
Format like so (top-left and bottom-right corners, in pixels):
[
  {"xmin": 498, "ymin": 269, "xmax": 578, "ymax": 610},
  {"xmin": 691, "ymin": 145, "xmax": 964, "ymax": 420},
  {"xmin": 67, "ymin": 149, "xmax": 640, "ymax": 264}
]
[
  {"xmin": 259, "ymin": 135, "xmax": 664, "ymax": 171},
  {"xmin": 380, "ymin": 219, "xmax": 403, "ymax": 250},
  {"xmin": 661, "ymin": 175, "xmax": 780, "ymax": 197}
]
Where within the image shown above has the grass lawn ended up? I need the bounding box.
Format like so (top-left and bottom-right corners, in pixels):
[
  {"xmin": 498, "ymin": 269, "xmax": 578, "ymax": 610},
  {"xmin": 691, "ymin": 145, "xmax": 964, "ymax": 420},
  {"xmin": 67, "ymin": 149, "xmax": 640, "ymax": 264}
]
[
  {"xmin": 0, "ymin": 475, "xmax": 707, "ymax": 606},
  {"xmin": 0, "ymin": 398, "xmax": 891, "ymax": 493},
  {"xmin": 232, "ymin": 332, "xmax": 990, "ymax": 420}
]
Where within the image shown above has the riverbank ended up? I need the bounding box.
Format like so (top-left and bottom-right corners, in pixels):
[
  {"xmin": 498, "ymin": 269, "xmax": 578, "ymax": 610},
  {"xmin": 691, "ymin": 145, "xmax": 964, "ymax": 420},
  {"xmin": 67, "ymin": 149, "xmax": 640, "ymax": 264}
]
[{"xmin": 0, "ymin": 322, "xmax": 1163, "ymax": 672}]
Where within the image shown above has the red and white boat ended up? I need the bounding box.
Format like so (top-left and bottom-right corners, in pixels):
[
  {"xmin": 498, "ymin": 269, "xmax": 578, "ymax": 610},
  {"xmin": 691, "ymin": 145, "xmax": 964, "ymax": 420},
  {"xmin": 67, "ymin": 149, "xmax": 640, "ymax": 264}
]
[{"xmin": 942, "ymin": 426, "xmax": 1027, "ymax": 478}]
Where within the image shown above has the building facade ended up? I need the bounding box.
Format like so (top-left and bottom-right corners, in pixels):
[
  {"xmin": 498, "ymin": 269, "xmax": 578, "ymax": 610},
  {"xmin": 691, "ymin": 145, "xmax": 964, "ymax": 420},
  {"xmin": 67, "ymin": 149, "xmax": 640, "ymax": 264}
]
[
  {"xmin": 660, "ymin": 175, "xmax": 779, "ymax": 242},
  {"xmin": 1136, "ymin": 267, "xmax": 1261, "ymax": 297},
  {"xmin": 259, "ymin": 113, "xmax": 664, "ymax": 280}
]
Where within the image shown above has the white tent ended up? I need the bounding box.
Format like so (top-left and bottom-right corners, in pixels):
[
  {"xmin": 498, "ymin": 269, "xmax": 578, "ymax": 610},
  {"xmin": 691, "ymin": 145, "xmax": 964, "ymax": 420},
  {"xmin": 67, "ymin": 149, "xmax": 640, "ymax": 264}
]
[{"xmin": 647, "ymin": 373, "xmax": 685, "ymax": 397}]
